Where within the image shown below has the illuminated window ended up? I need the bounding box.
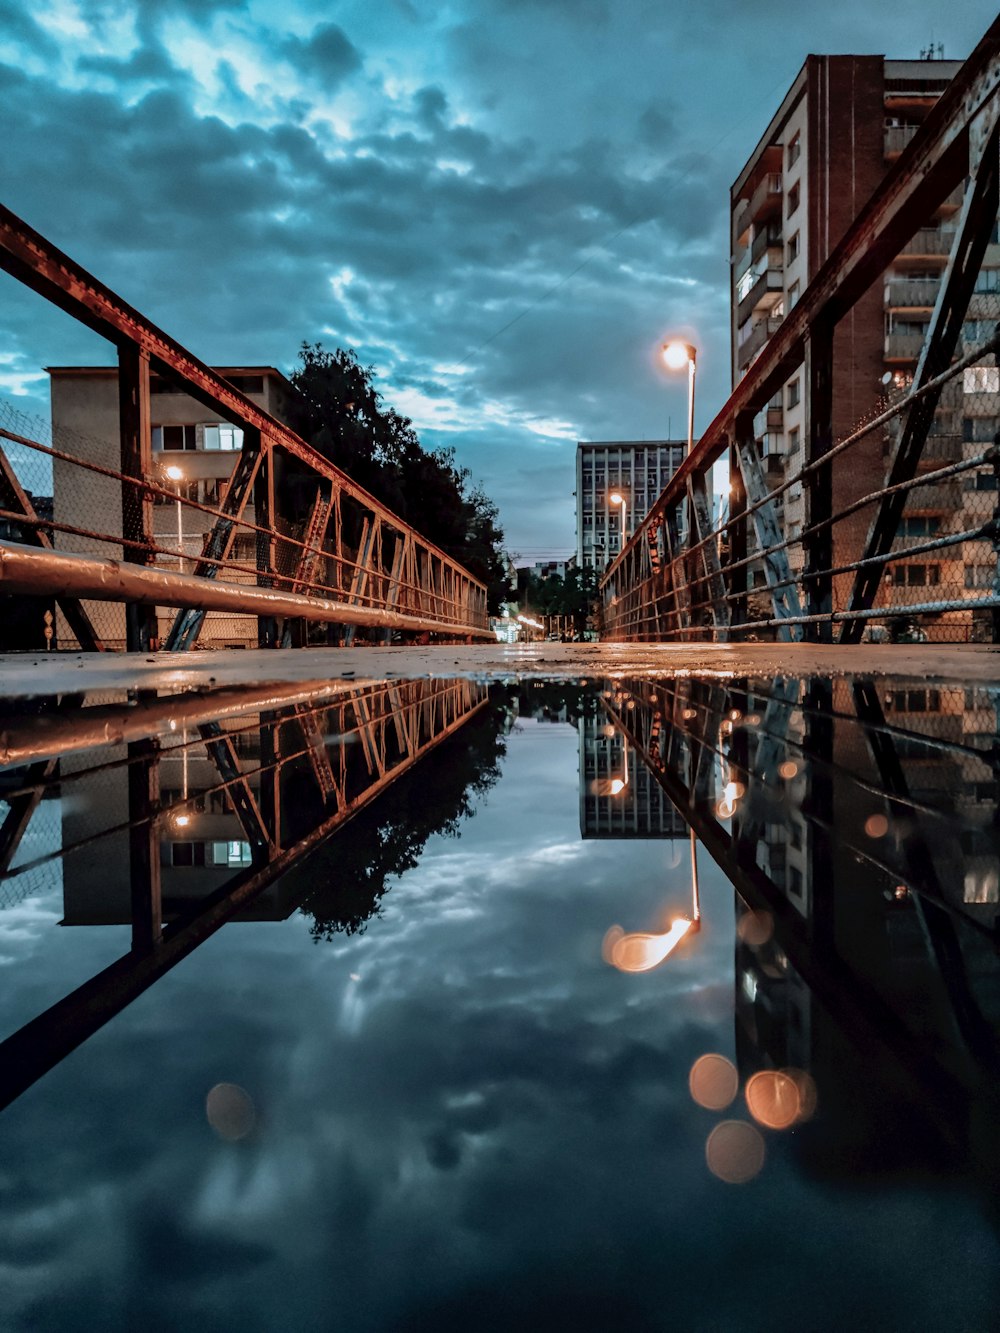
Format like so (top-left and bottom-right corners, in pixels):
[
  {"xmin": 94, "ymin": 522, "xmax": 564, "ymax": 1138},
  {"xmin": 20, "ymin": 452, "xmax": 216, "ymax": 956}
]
[{"xmin": 203, "ymin": 424, "xmax": 245, "ymax": 451}]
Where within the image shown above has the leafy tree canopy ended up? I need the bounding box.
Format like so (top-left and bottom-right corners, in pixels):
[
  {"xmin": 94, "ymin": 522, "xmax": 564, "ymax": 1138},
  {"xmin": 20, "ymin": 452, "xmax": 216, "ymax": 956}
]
[{"xmin": 288, "ymin": 343, "xmax": 511, "ymax": 613}]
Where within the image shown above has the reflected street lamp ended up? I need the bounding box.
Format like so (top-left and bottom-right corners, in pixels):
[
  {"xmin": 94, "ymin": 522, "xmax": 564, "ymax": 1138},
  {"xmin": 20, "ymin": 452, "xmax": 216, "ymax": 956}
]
[
  {"xmin": 604, "ymin": 828, "xmax": 702, "ymax": 972},
  {"xmin": 165, "ymin": 464, "xmax": 184, "ymax": 573},
  {"xmin": 609, "ymin": 490, "xmax": 628, "ymax": 553}
]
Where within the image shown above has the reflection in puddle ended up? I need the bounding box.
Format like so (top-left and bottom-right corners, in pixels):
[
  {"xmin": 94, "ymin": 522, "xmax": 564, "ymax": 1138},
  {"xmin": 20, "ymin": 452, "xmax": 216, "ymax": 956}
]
[{"xmin": 1, "ymin": 669, "xmax": 1000, "ymax": 1321}]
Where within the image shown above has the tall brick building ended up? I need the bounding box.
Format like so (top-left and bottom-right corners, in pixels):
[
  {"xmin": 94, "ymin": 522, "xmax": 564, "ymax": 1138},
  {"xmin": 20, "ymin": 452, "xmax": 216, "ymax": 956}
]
[{"xmin": 729, "ymin": 55, "xmax": 970, "ymax": 617}]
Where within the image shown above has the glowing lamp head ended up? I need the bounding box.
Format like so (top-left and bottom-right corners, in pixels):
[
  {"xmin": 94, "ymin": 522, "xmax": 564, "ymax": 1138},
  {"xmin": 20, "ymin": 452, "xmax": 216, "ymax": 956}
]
[
  {"xmin": 609, "ymin": 491, "xmax": 626, "ymax": 507},
  {"xmin": 174, "ymin": 813, "xmax": 190, "ymax": 827},
  {"xmin": 662, "ymin": 340, "xmax": 696, "ymax": 371},
  {"xmin": 165, "ymin": 465, "xmax": 184, "ymax": 481}
]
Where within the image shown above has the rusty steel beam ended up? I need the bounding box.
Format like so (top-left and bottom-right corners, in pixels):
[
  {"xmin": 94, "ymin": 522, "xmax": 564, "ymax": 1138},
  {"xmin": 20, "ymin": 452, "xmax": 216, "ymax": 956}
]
[
  {"xmin": 603, "ymin": 16, "xmax": 1000, "ymax": 589},
  {"xmin": 0, "ymin": 539, "xmax": 493, "ymax": 642},
  {"xmin": 0, "ymin": 679, "xmax": 372, "ymax": 770},
  {"xmin": 0, "ymin": 203, "xmax": 488, "ymax": 605},
  {"xmin": 0, "ymin": 683, "xmax": 488, "ymax": 1113}
]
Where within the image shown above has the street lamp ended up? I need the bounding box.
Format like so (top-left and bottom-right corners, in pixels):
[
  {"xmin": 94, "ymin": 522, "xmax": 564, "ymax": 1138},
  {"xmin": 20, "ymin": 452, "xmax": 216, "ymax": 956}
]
[
  {"xmin": 609, "ymin": 490, "xmax": 628, "ymax": 553},
  {"xmin": 661, "ymin": 340, "xmax": 697, "ymax": 456},
  {"xmin": 165, "ymin": 464, "xmax": 184, "ymax": 573}
]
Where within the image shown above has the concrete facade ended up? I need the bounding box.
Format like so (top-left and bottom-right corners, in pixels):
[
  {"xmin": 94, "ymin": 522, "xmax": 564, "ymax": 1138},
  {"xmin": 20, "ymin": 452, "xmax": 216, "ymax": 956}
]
[
  {"xmin": 576, "ymin": 439, "xmax": 684, "ymax": 571},
  {"xmin": 49, "ymin": 366, "xmax": 297, "ymax": 649}
]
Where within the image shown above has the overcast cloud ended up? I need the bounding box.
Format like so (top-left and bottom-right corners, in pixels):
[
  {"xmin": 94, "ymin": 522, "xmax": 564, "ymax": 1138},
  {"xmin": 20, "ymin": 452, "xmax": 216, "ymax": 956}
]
[{"xmin": 0, "ymin": 0, "xmax": 993, "ymax": 557}]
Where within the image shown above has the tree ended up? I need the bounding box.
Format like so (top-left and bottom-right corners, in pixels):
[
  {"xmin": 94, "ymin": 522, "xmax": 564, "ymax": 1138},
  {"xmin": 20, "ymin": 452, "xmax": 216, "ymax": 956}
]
[{"xmin": 287, "ymin": 343, "xmax": 511, "ymax": 614}]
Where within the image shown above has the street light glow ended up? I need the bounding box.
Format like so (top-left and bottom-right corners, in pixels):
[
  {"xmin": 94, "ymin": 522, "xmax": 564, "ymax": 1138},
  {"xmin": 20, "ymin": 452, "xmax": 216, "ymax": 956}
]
[
  {"xmin": 165, "ymin": 465, "xmax": 183, "ymax": 481},
  {"xmin": 662, "ymin": 340, "xmax": 695, "ymax": 370},
  {"xmin": 609, "ymin": 491, "xmax": 625, "ymax": 506}
]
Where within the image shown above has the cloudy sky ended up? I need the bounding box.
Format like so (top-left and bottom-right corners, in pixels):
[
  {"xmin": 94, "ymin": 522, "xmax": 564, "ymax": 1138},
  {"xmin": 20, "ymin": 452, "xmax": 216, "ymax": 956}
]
[{"xmin": 0, "ymin": 1, "xmax": 994, "ymax": 559}]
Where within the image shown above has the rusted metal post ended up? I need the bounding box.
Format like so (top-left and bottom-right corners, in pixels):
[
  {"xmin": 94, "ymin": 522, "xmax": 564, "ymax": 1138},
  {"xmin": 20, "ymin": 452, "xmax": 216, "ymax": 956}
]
[
  {"xmin": 118, "ymin": 344, "xmax": 156, "ymax": 652},
  {"xmin": 127, "ymin": 723, "xmax": 161, "ymax": 949}
]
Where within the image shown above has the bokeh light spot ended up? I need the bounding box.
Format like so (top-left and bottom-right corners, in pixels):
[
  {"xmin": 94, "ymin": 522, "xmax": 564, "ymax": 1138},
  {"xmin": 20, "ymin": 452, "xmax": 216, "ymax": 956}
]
[
  {"xmin": 864, "ymin": 813, "xmax": 889, "ymax": 838},
  {"xmin": 206, "ymin": 1083, "xmax": 256, "ymax": 1141},
  {"xmin": 778, "ymin": 761, "xmax": 798, "ymax": 780},
  {"xmin": 783, "ymin": 1067, "xmax": 818, "ymax": 1122},
  {"xmin": 745, "ymin": 1069, "xmax": 800, "ymax": 1130},
  {"xmin": 689, "ymin": 1054, "xmax": 739, "ymax": 1111},
  {"xmin": 736, "ymin": 910, "xmax": 774, "ymax": 946},
  {"xmin": 706, "ymin": 1120, "xmax": 765, "ymax": 1183}
]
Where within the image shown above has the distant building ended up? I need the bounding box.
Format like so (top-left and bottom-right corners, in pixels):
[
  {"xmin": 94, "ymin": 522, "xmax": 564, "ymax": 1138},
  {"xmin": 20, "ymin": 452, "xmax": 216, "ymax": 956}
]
[
  {"xmin": 576, "ymin": 440, "xmax": 684, "ymax": 571},
  {"xmin": 48, "ymin": 365, "xmax": 298, "ymax": 648},
  {"xmin": 579, "ymin": 712, "xmax": 686, "ymax": 839}
]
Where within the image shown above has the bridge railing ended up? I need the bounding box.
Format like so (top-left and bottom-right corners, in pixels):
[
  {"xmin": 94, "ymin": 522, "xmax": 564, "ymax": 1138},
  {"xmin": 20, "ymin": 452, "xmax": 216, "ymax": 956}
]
[
  {"xmin": 602, "ymin": 19, "xmax": 1000, "ymax": 645},
  {"xmin": 0, "ymin": 206, "xmax": 490, "ymax": 652}
]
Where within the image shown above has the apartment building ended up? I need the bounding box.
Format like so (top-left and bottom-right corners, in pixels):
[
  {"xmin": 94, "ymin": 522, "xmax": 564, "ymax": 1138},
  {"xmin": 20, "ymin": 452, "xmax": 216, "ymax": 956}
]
[
  {"xmin": 728, "ymin": 55, "xmax": 1000, "ymax": 637},
  {"xmin": 48, "ymin": 366, "xmax": 297, "ymax": 648},
  {"xmin": 576, "ymin": 439, "xmax": 684, "ymax": 571}
]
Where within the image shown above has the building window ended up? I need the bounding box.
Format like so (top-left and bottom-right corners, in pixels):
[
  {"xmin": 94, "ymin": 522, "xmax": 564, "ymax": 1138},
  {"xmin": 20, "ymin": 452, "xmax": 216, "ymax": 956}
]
[
  {"xmin": 965, "ymin": 564, "xmax": 993, "ymax": 589},
  {"xmin": 788, "ymin": 427, "xmax": 801, "ymax": 454},
  {"xmin": 891, "ymin": 563, "xmax": 940, "ymax": 587},
  {"xmin": 787, "ymin": 133, "xmax": 801, "ymax": 168},
  {"xmin": 203, "ymin": 424, "xmax": 245, "ymax": 451},
  {"xmin": 900, "ymin": 515, "xmax": 941, "ymax": 537},
  {"xmin": 786, "ymin": 379, "xmax": 801, "ymax": 408},
  {"xmin": 209, "ymin": 840, "xmax": 253, "ymax": 867},
  {"xmin": 964, "ymin": 366, "xmax": 1000, "ymax": 394},
  {"xmin": 787, "ymin": 181, "xmax": 800, "ymax": 217},
  {"xmin": 974, "ymin": 470, "xmax": 999, "ymax": 491},
  {"xmin": 889, "ymin": 688, "xmax": 941, "ymax": 712},
  {"xmin": 973, "ymin": 269, "xmax": 1000, "ymax": 294},
  {"xmin": 787, "ymin": 231, "xmax": 800, "ymax": 263},
  {"xmin": 170, "ymin": 841, "xmax": 206, "ymax": 867},
  {"xmin": 154, "ymin": 424, "xmax": 197, "ymax": 451},
  {"xmin": 788, "ymin": 280, "xmax": 800, "ymax": 309}
]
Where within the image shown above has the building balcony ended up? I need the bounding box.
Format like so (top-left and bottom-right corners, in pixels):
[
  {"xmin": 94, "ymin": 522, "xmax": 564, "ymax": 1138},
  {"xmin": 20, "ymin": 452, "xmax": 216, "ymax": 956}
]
[
  {"xmin": 884, "ymin": 124, "xmax": 920, "ymax": 159},
  {"xmin": 918, "ymin": 434, "xmax": 963, "ymax": 465},
  {"xmin": 885, "ymin": 278, "xmax": 939, "ymax": 310},
  {"xmin": 735, "ymin": 174, "xmax": 783, "ymax": 241},
  {"xmin": 764, "ymin": 453, "xmax": 785, "ymax": 482},
  {"xmin": 937, "ymin": 183, "xmax": 965, "ymax": 215},
  {"xmin": 753, "ymin": 405, "xmax": 784, "ymax": 437},
  {"xmin": 898, "ymin": 228, "xmax": 954, "ymax": 262},
  {"xmin": 885, "ymin": 331, "xmax": 927, "ymax": 363},
  {"xmin": 736, "ymin": 264, "xmax": 783, "ymax": 325},
  {"xmin": 737, "ymin": 315, "xmax": 784, "ymax": 370},
  {"xmin": 752, "ymin": 225, "xmax": 782, "ymax": 264}
]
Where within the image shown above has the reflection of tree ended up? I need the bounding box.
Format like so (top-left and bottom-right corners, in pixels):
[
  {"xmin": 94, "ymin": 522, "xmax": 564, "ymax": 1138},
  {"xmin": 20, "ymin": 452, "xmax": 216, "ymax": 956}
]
[{"xmin": 293, "ymin": 700, "xmax": 507, "ymax": 940}]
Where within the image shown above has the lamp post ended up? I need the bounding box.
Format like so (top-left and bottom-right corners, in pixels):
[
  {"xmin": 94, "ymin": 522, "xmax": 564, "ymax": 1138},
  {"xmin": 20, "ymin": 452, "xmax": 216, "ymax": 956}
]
[
  {"xmin": 661, "ymin": 340, "xmax": 697, "ymax": 457},
  {"xmin": 609, "ymin": 490, "xmax": 628, "ymax": 553},
  {"xmin": 165, "ymin": 464, "xmax": 184, "ymax": 573}
]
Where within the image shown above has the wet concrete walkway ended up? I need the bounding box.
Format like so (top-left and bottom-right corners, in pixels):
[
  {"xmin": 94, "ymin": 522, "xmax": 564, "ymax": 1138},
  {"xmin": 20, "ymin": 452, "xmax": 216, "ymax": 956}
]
[{"xmin": 2, "ymin": 640, "xmax": 999, "ymax": 695}]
